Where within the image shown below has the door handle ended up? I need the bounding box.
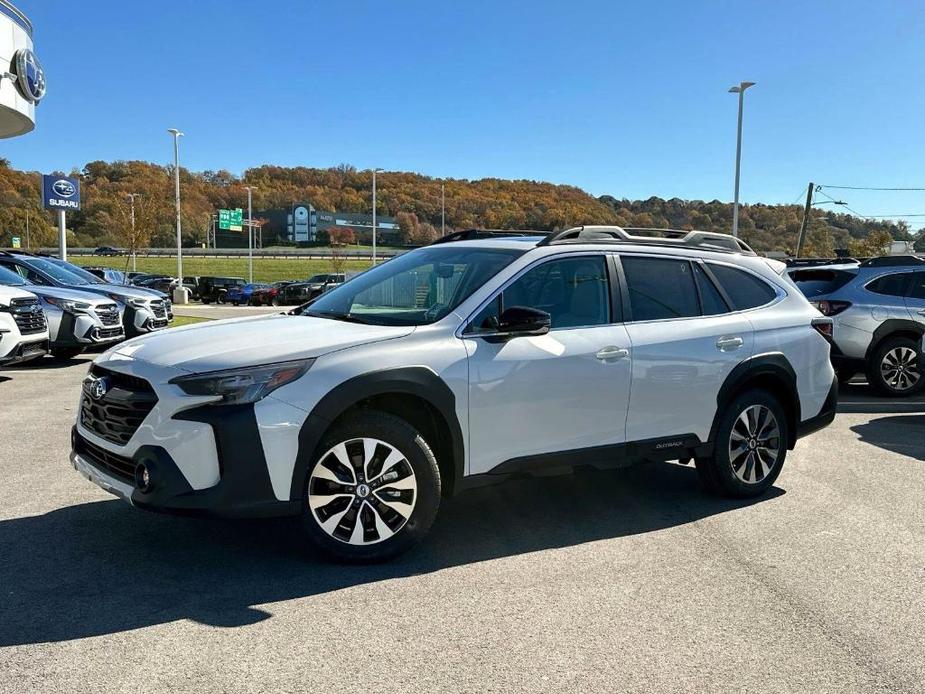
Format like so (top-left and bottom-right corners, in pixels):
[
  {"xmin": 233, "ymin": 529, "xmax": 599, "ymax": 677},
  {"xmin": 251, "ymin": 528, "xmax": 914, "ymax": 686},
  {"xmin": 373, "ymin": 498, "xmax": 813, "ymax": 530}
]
[
  {"xmin": 596, "ymin": 346, "xmax": 629, "ymax": 361},
  {"xmin": 716, "ymin": 336, "xmax": 744, "ymax": 351}
]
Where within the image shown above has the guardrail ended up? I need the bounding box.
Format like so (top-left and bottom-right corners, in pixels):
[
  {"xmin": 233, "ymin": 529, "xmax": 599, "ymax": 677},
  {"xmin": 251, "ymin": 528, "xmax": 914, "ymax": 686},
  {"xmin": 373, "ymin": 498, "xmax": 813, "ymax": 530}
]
[{"xmin": 40, "ymin": 247, "xmax": 406, "ymax": 260}]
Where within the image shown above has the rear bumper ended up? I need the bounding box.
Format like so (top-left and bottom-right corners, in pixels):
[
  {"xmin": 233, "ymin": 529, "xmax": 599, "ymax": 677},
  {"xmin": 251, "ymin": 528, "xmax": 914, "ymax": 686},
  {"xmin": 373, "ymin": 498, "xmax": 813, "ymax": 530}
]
[{"xmin": 796, "ymin": 377, "xmax": 838, "ymax": 439}]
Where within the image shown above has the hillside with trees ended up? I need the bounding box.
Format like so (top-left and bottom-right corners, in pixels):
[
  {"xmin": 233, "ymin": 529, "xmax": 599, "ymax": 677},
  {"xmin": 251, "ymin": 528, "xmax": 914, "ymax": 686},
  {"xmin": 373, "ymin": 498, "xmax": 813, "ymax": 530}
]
[{"xmin": 0, "ymin": 158, "xmax": 917, "ymax": 256}]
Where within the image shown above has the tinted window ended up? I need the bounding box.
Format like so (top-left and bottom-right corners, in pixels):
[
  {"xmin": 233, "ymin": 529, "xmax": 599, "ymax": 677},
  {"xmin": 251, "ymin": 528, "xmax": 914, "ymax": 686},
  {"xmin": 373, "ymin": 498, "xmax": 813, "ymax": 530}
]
[
  {"xmin": 789, "ymin": 269, "xmax": 858, "ymax": 298},
  {"xmin": 866, "ymin": 272, "xmax": 913, "ymax": 297},
  {"xmin": 471, "ymin": 256, "xmax": 610, "ymax": 331},
  {"xmin": 622, "ymin": 257, "xmax": 699, "ymax": 321},
  {"xmin": 708, "ymin": 264, "xmax": 777, "ymax": 310},
  {"xmin": 19, "ymin": 257, "xmax": 91, "ymax": 285},
  {"xmin": 0, "ymin": 264, "xmax": 28, "ymax": 286},
  {"xmin": 908, "ymin": 272, "xmax": 925, "ymax": 300},
  {"xmin": 693, "ymin": 263, "xmax": 728, "ymax": 315}
]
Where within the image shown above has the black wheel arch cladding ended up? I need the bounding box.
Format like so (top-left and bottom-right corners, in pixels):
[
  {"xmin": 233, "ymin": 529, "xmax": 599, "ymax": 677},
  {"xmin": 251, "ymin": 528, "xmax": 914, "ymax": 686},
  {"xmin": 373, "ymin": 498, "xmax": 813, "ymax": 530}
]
[
  {"xmin": 866, "ymin": 320, "xmax": 925, "ymax": 362},
  {"xmin": 713, "ymin": 353, "xmax": 800, "ymax": 449},
  {"xmin": 290, "ymin": 367, "xmax": 465, "ymax": 501}
]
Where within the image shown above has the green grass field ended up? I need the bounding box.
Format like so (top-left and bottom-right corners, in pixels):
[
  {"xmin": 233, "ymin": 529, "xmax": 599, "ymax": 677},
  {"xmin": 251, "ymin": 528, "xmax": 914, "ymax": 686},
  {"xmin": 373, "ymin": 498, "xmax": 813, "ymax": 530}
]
[
  {"xmin": 70, "ymin": 256, "xmax": 373, "ymax": 283},
  {"xmin": 169, "ymin": 315, "xmax": 212, "ymax": 328}
]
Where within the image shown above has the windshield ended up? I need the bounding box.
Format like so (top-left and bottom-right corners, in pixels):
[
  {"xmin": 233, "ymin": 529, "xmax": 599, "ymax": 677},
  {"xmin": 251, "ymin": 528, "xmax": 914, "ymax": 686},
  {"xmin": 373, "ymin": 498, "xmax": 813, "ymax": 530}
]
[
  {"xmin": 49, "ymin": 260, "xmax": 107, "ymax": 284},
  {"xmin": 789, "ymin": 268, "xmax": 858, "ymax": 298},
  {"xmin": 304, "ymin": 246, "xmax": 525, "ymax": 326},
  {"xmin": 0, "ymin": 265, "xmax": 29, "ymax": 286},
  {"xmin": 21, "ymin": 257, "xmax": 93, "ymax": 285}
]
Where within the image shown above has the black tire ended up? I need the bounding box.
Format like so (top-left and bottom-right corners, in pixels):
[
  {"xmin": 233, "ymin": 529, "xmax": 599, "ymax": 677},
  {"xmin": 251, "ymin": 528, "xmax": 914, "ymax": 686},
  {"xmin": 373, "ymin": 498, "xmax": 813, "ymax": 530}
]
[
  {"xmin": 695, "ymin": 389, "xmax": 788, "ymax": 498},
  {"xmin": 50, "ymin": 347, "xmax": 84, "ymax": 360},
  {"xmin": 300, "ymin": 411, "xmax": 441, "ymax": 563},
  {"xmin": 271, "ymin": 298, "xmax": 279, "ymax": 307},
  {"xmin": 231, "ymin": 301, "xmax": 239, "ymax": 306},
  {"xmin": 201, "ymin": 299, "xmax": 211, "ymax": 305},
  {"xmin": 217, "ymin": 294, "xmax": 226, "ymax": 305},
  {"xmin": 867, "ymin": 336, "xmax": 924, "ymax": 397}
]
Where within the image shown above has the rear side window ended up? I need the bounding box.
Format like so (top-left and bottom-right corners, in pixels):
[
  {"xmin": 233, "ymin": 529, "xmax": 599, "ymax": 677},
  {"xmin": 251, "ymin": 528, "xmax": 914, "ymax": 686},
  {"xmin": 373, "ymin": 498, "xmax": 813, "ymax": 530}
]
[
  {"xmin": 708, "ymin": 264, "xmax": 777, "ymax": 311},
  {"xmin": 692, "ymin": 263, "xmax": 729, "ymax": 315},
  {"xmin": 866, "ymin": 272, "xmax": 912, "ymax": 297},
  {"xmin": 622, "ymin": 257, "xmax": 699, "ymax": 321},
  {"xmin": 789, "ymin": 269, "xmax": 857, "ymax": 298}
]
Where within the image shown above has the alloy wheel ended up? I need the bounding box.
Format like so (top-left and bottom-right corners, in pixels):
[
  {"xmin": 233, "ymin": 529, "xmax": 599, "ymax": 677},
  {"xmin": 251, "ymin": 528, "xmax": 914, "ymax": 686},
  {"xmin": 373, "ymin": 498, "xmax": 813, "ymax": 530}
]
[
  {"xmin": 308, "ymin": 437, "xmax": 418, "ymax": 545},
  {"xmin": 880, "ymin": 346, "xmax": 920, "ymax": 392},
  {"xmin": 728, "ymin": 404, "xmax": 781, "ymax": 484}
]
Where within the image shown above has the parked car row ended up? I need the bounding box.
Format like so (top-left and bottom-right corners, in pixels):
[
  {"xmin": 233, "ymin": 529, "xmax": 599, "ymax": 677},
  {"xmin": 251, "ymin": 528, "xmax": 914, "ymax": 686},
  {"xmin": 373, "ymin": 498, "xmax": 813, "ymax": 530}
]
[{"xmin": 0, "ymin": 251, "xmax": 174, "ymax": 364}]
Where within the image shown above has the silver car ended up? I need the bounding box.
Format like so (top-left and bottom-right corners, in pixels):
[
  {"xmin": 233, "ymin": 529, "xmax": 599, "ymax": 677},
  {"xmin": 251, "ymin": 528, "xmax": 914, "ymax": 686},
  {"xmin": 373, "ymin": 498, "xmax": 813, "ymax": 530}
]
[
  {"xmin": 0, "ymin": 264, "xmax": 124, "ymax": 359},
  {"xmin": 789, "ymin": 256, "xmax": 925, "ymax": 396}
]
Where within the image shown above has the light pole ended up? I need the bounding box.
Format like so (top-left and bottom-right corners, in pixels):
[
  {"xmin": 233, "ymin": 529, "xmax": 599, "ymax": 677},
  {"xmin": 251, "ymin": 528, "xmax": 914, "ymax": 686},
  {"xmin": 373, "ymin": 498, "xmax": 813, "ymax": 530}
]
[
  {"xmin": 167, "ymin": 128, "xmax": 184, "ymax": 289},
  {"xmin": 126, "ymin": 193, "xmax": 141, "ymax": 272},
  {"xmin": 728, "ymin": 81, "xmax": 755, "ymax": 237},
  {"xmin": 372, "ymin": 168, "xmax": 383, "ymax": 265},
  {"xmin": 441, "ymin": 181, "xmax": 445, "ymax": 236},
  {"xmin": 244, "ymin": 185, "xmax": 257, "ymax": 283}
]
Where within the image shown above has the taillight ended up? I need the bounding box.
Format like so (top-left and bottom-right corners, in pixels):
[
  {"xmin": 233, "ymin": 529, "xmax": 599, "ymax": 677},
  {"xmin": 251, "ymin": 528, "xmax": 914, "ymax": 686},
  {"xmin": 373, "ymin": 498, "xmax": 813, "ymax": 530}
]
[
  {"xmin": 812, "ymin": 317, "xmax": 834, "ymax": 342},
  {"xmin": 813, "ymin": 300, "xmax": 851, "ymax": 316}
]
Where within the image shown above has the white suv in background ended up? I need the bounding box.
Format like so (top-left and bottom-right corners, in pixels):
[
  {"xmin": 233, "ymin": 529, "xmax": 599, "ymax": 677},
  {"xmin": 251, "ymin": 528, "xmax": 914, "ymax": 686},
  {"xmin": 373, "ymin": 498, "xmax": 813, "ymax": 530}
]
[
  {"xmin": 72, "ymin": 227, "xmax": 837, "ymax": 561},
  {"xmin": 0, "ymin": 285, "xmax": 49, "ymax": 366}
]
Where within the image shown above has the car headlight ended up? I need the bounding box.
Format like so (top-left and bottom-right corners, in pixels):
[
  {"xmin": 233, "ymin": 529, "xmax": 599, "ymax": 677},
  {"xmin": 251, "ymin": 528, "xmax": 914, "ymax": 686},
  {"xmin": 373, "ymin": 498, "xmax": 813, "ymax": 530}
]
[
  {"xmin": 108, "ymin": 294, "xmax": 148, "ymax": 307},
  {"xmin": 169, "ymin": 359, "xmax": 315, "ymax": 405},
  {"xmin": 44, "ymin": 297, "xmax": 93, "ymax": 313}
]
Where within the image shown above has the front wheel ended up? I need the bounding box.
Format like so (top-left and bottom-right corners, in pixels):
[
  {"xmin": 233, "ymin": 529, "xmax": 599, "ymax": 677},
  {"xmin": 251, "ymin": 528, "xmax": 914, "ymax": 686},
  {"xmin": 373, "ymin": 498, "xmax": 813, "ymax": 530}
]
[
  {"xmin": 695, "ymin": 389, "xmax": 788, "ymax": 498},
  {"xmin": 867, "ymin": 336, "xmax": 923, "ymax": 397},
  {"xmin": 301, "ymin": 411, "xmax": 441, "ymax": 562}
]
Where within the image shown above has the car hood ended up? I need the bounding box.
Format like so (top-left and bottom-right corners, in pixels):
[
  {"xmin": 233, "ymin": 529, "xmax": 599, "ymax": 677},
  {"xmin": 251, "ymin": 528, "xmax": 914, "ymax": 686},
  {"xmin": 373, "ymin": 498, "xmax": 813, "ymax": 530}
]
[
  {"xmin": 71, "ymin": 284, "xmax": 163, "ymax": 302},
  {"xmin": 112, "ymin": 314, "xmax": 415, "ymax": 372},
  {"xmin": 24, "ymin": 285, "xmax": 116, "ymax": 305}
]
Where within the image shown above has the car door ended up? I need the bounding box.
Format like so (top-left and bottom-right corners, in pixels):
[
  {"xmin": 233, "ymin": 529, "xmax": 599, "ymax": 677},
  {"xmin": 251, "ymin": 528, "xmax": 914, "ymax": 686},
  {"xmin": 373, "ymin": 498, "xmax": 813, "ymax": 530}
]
[
  {"xmin": 619, "ymin": 255, "xmax": 754, "ymax": 446},
  {"xmin": 463, "ymin": 254, "xmax": 632, "ymax": 475}
]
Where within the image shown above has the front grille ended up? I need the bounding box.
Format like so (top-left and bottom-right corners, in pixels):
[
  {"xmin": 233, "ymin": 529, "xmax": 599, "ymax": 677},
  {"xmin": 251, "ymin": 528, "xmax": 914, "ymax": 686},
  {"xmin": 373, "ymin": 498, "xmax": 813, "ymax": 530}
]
[
  {"xmin": 10, "ymin": 297, "xmax": 46, "ymax": 335},
  {"xmin": 74, "ymin": 432, "xmax": 135, "ymax": 484},
  {"xmin": 150, "ymin": 301, "xmax": 167, "ymax": 319},
  {"xmin": 95, "ymin": 304, "xmax": 120, "ymax": 326},
  {"xmin": 79, "ymin": 366, "xmax": 158, "ymax": 446},
  {"xmin": 148, "ymin": 318, "xmax": 168, "ymax": 330}
]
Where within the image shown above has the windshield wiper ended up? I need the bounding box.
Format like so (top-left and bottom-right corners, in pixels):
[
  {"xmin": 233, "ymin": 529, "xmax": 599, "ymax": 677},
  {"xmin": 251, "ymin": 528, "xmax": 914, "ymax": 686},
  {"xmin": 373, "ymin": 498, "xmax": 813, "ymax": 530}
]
[{"xmin": 306, "ymin": 310, "xmax": 371, "ymax": 324}]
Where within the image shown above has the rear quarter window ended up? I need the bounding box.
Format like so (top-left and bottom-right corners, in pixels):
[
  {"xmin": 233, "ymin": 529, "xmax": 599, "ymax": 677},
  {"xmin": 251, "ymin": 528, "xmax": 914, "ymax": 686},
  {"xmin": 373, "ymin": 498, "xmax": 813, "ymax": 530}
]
[
  {"xmin": 865, "ymin": 272, "xmax": 913, "ymax": 297},
  {"xmin": 708, "ymin": 263, "xmax": 778, "ymax": 311}
]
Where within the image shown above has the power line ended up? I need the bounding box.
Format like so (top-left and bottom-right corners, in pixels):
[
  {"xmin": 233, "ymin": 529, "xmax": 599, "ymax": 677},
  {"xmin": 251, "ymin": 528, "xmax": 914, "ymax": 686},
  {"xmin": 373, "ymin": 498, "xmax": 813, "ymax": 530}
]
[{"xmin": 817, "ymin": 184, "xmax": 925, "ymax": 191}]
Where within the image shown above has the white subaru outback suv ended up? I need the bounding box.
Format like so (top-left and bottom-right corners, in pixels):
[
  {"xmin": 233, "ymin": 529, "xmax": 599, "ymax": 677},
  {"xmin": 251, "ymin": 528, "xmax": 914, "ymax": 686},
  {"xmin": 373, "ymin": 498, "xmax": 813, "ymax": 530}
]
[{"xmin": 72, "ymin": 227, "xmax": 837, "ymax": 561}]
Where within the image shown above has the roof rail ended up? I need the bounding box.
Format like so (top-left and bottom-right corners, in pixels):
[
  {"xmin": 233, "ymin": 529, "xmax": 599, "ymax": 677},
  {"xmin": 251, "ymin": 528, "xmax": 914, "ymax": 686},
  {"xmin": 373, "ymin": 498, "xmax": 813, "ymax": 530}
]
[
  {"xmin": 429, "ymin": 228, "xmax": 545, "ymax": 245},
  {"xmin": 858, "ymin": 255, "xmax": 925, "ymax": 268},
  {"xmin": 784, "ymin": 257, "xmax": 860, "ymax": 267},
  {"xmin": 538, "ymin": 225, "xmax": 756, "ymax": 254}
]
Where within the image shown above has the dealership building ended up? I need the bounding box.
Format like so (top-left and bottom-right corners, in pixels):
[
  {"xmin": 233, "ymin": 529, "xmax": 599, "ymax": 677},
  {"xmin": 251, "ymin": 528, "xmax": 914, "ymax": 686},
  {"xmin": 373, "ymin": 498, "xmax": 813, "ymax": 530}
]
[
  {"xmin": 0, "ymin": 1, "xmax": 43, "ymax": 138},
  {"xmin": 214, "ymin": 202, "xmax": 400, "ymax": 248}
]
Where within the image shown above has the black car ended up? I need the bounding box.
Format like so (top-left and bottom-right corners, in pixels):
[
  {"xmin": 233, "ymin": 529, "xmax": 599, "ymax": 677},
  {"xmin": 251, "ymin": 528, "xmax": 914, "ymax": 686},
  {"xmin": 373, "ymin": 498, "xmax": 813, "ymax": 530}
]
[
  {"xmin": 278, "ymin": 273, "xmax": 346, "ymax": 304},
  {"xmin": 198, "ymin": 276, "xmax": 246, "ymax": 304},
  {"xmin": 93, "ymin": 246, "xmax": 123, "ymax": 256},
  {"xmin": 83, "ymin": 266, "xmax": 127, "ymax": 284}
]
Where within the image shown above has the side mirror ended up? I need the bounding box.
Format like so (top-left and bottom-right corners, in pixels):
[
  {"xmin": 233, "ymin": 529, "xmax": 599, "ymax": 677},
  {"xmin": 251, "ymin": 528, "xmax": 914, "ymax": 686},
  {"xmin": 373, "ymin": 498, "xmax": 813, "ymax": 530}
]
[{"xmin": 496, "ymin": 306, "xmax": 551, "ymax": 337}]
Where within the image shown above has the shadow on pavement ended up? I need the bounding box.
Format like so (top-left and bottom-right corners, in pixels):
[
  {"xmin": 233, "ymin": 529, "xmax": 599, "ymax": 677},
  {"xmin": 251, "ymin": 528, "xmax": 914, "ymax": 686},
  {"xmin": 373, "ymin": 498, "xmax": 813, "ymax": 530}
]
[
  {"xmin": 837, "ymin": 381, "xmax": 925, "ymax": 414},
  {"xmin": 850, "ymin": 415, "xmax": 925, "ymax": 462},
  {"xmin": 0, "ymin": 462, "xmax": 782, "ymax": 646}
]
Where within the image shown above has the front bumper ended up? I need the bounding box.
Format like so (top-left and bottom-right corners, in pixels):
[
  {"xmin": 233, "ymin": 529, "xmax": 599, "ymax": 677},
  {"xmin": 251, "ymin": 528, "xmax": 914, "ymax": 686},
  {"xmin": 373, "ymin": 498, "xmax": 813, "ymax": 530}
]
[
  {"xmin": 0, "ymin": 337, "xmax": 48, "ymax": 365},
  {"xmin": 53, "ymin": 312, "xmax": 125, "ymax": 348}
]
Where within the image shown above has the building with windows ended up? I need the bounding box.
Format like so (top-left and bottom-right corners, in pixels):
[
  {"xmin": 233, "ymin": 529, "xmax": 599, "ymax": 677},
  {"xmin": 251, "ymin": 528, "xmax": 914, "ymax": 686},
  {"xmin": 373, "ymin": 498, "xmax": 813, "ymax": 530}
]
[
  {"xmin": 214, "ymin": 202, "xmax": 400, "ymax": 247},
  {"xmin": 0, "ymin": 1, "xmax": 43, "ymax": 138}
]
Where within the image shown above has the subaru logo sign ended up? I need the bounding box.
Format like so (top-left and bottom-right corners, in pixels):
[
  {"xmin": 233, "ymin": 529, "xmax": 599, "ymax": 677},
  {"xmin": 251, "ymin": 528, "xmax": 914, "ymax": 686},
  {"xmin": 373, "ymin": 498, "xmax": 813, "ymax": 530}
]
[
  {"xmin": 52, "ymin": 180, "xmax": 76, "ymax": 197},
  {"xmin": 42, "ymin": 174, "xmax": 81, "ymax": 211},
  {"xmin": 83, "ymin": 375, "xmax": 110, "ymax": 401},
  {"xmin": 12, "ymin": 49, "xmax": 45, "ymax": 104}
]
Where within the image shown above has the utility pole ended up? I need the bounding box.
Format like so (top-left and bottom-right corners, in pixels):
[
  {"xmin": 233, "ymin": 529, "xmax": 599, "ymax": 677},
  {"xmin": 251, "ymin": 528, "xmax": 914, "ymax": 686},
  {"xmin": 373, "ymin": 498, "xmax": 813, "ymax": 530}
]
[
  {"xmin": 728, "ymin": 81, "xmax": 756, "ymax": 237},
  {"xmin": 372, "ymin": 168, "xmax": 383, "ymax": 265},
  {"xmin": 167, "ymin": 128, "xmax": 184, "ymax": 292},
  {"xmin": 441, "ymin": 181, "xmax": 445, "ymax": 236},
  {"xmin": 24, "ymin": 209, "xmax": 29, "ymax": 250},
  {"xmin": 126, "ymin": 193, "xmax": 140, "ymax": 272},
  {"xmin": 244, "ymin": 185, "xmax": 256, "ymax": 283},
  {"xmin": 796, "ymin": 182, "xmax": 815, "ymax": 258}
]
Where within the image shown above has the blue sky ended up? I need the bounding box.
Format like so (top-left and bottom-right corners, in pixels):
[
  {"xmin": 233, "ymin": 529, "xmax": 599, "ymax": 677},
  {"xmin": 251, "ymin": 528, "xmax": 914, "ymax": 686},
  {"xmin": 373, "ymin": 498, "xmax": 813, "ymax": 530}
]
[{"xmin": 7, "ymin": 0, "xmax": 925, "ymax": 222}]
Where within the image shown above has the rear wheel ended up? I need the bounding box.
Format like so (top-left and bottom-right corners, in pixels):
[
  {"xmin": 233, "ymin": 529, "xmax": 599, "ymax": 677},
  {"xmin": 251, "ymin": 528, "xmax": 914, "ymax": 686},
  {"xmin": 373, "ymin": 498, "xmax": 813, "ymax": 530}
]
[
  {"xmin": 868, "ymin": 336, "xmax": 923, "ymax": 397},
  {"xmin": 696, "ymin": 389, "xmax": 788, "ymax": 498},
  {"xmin": 301, "ymin": 411, "xmax": 441, "ymax": 562}
]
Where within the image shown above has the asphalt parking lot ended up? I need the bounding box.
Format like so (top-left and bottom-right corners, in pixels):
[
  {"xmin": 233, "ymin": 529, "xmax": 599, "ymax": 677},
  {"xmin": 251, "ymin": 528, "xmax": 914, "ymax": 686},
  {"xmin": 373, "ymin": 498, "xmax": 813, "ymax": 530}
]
[{"xmin": 0, "ymin": 359, "xmax": 923, "ymax": 693}]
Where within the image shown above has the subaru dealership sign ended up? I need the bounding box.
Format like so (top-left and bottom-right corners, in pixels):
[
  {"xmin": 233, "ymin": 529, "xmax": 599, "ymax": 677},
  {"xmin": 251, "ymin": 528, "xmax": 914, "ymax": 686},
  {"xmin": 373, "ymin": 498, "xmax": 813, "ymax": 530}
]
[{"xmin": 42, "ymin": 175, "xmax": 80, "ymax": 210}]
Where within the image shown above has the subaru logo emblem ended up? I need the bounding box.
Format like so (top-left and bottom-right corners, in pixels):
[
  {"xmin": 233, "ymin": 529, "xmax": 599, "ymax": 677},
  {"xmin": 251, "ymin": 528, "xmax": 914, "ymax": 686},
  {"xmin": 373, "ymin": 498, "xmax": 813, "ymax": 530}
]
[
  {"xmin": 52, "ymin": 180, "xmax": 76, "ymax": 197},
  {"xmin": 83, "ymin": 375, "xmax": 109, "ymax": 401},
  {"xmin": 12, "ymin": 49, "xmax": 45, "ymax": 104}
]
